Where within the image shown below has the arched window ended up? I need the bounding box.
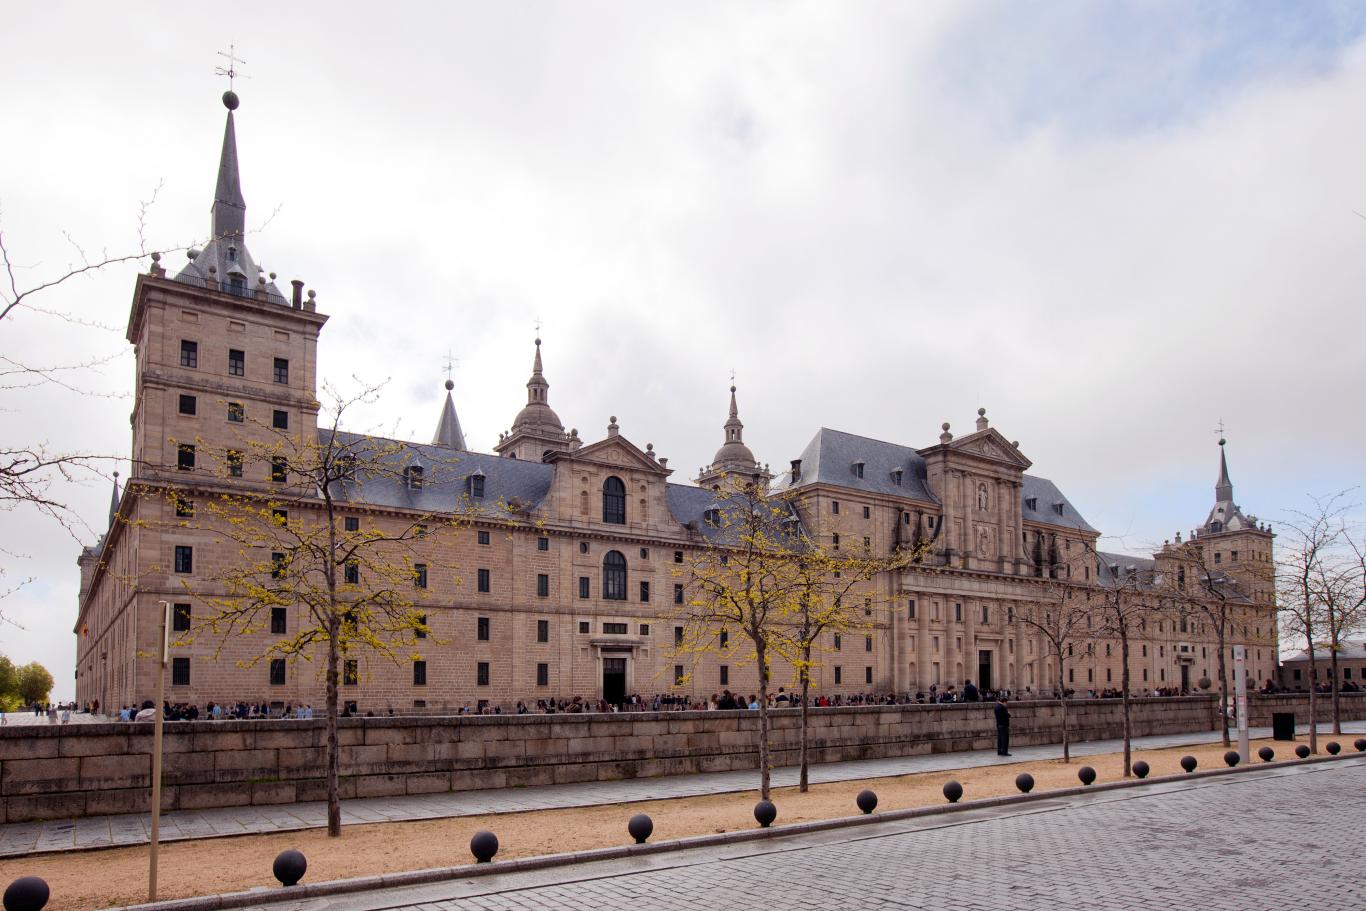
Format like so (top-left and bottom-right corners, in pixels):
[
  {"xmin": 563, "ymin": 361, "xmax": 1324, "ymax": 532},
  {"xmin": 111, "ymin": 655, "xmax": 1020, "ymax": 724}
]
[
  {"xmin": 603, "ymin": 550, "xmax": 627, "ymax": 600},
  {"xmin": 602, "ymin": 476, "xmax": 626, "ymax": 524}
]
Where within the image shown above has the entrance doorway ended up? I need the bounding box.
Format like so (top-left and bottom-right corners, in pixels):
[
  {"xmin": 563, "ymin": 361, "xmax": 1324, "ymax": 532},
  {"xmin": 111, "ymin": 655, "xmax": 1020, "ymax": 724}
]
[
  {"xmin": 1180, "ymin": 664, "xmax": 1190, "ymax": 694},
  {"xmin": 977, "ymin": 650, "xmax": 993, "ymax": 692},
  {"xmin": 603, "ymin": 656, "xmax": 627, "ymax": 706}
]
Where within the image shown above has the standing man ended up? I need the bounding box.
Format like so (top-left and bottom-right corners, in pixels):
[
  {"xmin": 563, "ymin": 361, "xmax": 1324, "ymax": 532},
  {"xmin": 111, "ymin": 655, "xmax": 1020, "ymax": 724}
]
[{"xmin": 994, "ymin": 695, "xmax": 1011, "ymax": 757}]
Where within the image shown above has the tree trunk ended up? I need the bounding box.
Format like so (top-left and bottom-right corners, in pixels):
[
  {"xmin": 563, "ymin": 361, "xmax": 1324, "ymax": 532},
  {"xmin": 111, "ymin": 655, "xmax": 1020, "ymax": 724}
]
[
  {"xmin": 1120, "ymin": 632, "xmax": 1132, "ymax": 778},
  {"xmin": 1329, "ymin": 646, "xmax": 1342, "ymax": 735},
  {"xmin": 798, "ymin": 649, "xmax": 811, "ymax": 793},
  {"xmin": 1216, "ymin": 625, "xmax": 1230, "ymax": 747},
  {"xmin": 325, "ymin": 619, "xmax": 341, "ymax": 837},
  {"xmin": 756, "ymin": 639, "xmax": 771, "ymax": 800},
  {"xmin": 1307, "ymin": 646, "xmax": 1319, "ymax": 754},
  {"xmin": 1058, "ymin": 665, "xmax": 1070, "ymax": 763}
]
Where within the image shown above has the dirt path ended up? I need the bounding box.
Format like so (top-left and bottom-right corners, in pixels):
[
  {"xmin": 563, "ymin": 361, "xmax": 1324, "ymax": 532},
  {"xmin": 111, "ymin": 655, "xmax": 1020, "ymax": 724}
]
[{"xmin": 0, "ymin": 737, "xmax": 1300, "ymax": 910}]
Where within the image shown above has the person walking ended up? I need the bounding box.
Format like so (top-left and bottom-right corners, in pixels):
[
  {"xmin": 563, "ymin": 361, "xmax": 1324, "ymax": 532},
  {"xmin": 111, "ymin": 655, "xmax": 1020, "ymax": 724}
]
[
  {"xmin": 994, "ymin": 695, "xmax": 1011, "ymax": 756},
  {"xmin": 963, "ymin": 679, "xmax": 980, "ymax": 702}
]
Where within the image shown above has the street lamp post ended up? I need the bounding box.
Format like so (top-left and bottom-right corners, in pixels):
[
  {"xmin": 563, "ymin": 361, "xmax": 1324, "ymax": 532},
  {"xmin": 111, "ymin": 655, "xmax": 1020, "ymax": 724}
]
[
  {"xmin": 148, "ymin": 600, "xmax": 170, "ymax": 903},
  {"xmin": 1234, "ymin": 645, "xmax": 1249, "ymax": 763}
]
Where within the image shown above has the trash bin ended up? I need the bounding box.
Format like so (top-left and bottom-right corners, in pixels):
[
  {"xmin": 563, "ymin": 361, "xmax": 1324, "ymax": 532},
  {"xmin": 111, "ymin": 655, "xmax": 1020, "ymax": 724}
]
[{"xmin": 1272, "ymin": 712, "xmax": 1295, "ymax": 741}]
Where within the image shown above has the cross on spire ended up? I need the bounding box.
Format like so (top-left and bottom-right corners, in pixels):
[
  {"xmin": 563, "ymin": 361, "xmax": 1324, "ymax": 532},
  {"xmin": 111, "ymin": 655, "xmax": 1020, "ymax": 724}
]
[
  {"xmin": 443, "ymin": 349, "xmax": 459, "ymax": 382},
  {"xmin": 215, "ymin": 44, "xmax": 248, "ymax": 90}
]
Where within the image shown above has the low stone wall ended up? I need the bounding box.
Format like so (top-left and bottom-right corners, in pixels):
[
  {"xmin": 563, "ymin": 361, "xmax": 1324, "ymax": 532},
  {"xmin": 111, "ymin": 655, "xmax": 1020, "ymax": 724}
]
[{"xmin": 1, "ymin": 694, "xmax": 1361, "ymax": 823}]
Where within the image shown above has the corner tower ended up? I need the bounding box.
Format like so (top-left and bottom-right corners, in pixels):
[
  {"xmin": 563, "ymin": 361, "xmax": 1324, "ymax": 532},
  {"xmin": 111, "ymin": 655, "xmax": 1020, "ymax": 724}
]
[
  {"xmin": 696, "ymin": 384, "xmax": 768, "ymax": 489},
  {"xmin": 1193, "ymin": 438, "xmax": 1274, "ymax": 603}
]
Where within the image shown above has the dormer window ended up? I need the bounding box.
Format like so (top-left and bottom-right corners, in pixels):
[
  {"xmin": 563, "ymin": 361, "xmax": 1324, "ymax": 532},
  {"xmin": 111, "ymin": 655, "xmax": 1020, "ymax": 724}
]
[
  {"xmin": 227, "ymin": 245, "xmax": 238, "ymax": 263},
  {"xmin": 891, "ymin": 469, "xmax": 903, "ymax": 487},
  {"xmin": 406, "ymin": 466, "xmax": 424, "ymax": 490},
  {"xmin": 1053, "ymin": 501, "xmax": 1065, "ymax": 516},
  {"xmin": 852, "ymin": 461, "xmax": 864, "ymax": 479},
  {"xmin": 469, "ymin": 471, "xmax": 485, "ymax": 499},
  {"xmin": 1025, "ymin": 497, "xmax": 1038, "ymax": 511},
  {"xmin": 704, "ymin": 508, "xmax": 721, "ymax": 525}
]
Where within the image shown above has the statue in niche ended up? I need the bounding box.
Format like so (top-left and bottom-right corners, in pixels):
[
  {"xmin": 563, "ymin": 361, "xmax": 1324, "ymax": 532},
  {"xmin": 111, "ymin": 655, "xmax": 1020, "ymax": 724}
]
[
  {"xmin": 976, "ymin": 526, "xmax": 991, "ymax": 558},
  {"xmin": 977, "ymin": 482, "xmax": 989, "ymax": 511}
]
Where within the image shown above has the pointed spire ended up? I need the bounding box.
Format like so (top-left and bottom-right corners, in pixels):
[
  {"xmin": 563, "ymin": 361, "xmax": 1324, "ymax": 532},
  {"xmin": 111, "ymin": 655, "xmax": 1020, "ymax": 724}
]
[
  {"xmin": 527, "ymin": 337, "xmax": 550, "ymax": 405},
  {"xmin": 1215, "ymin": 437, "xmax": 1233, "ymax": 502},
  {"xmin": 212, "ymin": 92, "xmax": 246, "ymax": 240},
  {"xmin": 724, "ymin": 384, "xmax": 744, "ymax": 443},
  {"xmin": 433, "ymin": 379, "xmax": 467, "ymax": 450},
  {"xmin": 108, "ymin": 471, "xmax": 120, "ymax": 529}
]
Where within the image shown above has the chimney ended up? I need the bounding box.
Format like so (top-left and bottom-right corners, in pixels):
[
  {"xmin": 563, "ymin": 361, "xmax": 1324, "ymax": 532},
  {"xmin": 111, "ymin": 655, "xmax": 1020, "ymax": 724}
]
[
  {"xmin": 291, "ymin": 279, "xmax": 304, "ymax": 309},
  {"xmin": 790, "ymin": 459, "xmax": 802, "ymax": 482}
]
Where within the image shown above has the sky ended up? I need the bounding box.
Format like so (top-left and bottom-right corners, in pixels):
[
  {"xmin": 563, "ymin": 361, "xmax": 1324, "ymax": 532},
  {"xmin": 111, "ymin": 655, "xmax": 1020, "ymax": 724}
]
[{"xmin": 3, "ymin": 1, "xmax": 1365, "ymax": 699}]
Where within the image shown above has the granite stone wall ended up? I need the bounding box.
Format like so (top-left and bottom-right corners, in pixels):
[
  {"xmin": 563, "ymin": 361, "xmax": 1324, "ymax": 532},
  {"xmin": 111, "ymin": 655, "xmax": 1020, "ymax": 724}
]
[{"xmin": 2, "ymin": 694, "xmax": 1361, "ymax": 823}]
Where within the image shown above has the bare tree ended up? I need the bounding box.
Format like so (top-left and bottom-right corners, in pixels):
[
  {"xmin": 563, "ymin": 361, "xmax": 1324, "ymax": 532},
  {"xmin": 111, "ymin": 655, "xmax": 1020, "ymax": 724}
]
[
  {"xmin": 1087, "ymin": 547, "xmax": 1154, "ymax": 777},
  {"xmin": 1015, "ymin": 579, "xmax": 1095, "ymax": 763}
]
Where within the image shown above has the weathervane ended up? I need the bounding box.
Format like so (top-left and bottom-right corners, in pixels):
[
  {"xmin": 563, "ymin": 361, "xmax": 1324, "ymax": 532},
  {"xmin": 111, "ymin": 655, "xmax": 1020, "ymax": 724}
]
[
  {"xmin": 534, "ymin": 316, "xmax": 543, "ymax": 338},
  {"xmin": 215, "ymin": 44, "xmax": 248, "ymax": 90},
  {"xmin": 730, "ymin": 368, "xmax": 736, "ymax": 386},
  {"xmin": 442, "ymin": 349, "xmax": 459, "ymax": 382}
]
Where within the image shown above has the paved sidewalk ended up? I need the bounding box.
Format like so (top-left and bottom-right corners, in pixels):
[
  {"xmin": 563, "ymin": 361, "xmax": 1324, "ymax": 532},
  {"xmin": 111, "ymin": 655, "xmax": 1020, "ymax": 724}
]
[{"xmin": 2, "ymin": 721, "xmax": 1361, "ymax": 857}]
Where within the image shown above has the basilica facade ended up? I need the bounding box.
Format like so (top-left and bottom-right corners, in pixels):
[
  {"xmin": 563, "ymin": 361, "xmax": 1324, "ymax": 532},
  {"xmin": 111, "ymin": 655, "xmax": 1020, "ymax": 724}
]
[{"xmin": 74, "ymin": 95, "xmax": 1278, "ymax": 713}]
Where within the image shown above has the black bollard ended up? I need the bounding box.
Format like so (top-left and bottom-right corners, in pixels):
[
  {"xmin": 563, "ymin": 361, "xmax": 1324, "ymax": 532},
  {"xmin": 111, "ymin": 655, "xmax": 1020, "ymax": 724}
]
[
  {"xmin": 1258, "ymin": 746, "xmax": 1274, "ymax": 763},
  {"xmin": 1223, "ymin": 750, "xmax": 1240, "ymax": 768},
  {"xmin": 1132, "ymin": 760, "xmax": 1150, "ymax": 779},
  {"xmin": 1295, "ymin": 744, "xmax": 1310, "ymax": 759},
  {"xmin": 272, "ymin": 849, "xmax": 307, "ymax": 887},
  {"xmin": 1015, "ymin": 772, "xmax": 1034, "ymax": 794},
  {"xmin": 855, "ymin": 789, "xmax": 878, "ymax": 815},
  {"xmin": 627, "ymin": 813, "xmax": 653, "ymax": 844},
  {"xmin": 3, "ymin": 878, "xmax": 49, "ymax": 911},
  {"xmin": 1179, "ymin": 755, "xmax": 1197, "ymax": 773},
  {"xmin": 1355, "ymin": 738, "xmax": 1366, "ymax": 753},
  {"xmin": 470, "ymin": 830, "xmax": 499, "ymax": 863},
  {"xmin": 1077, "ymin": 766, "xmax": 1096, "ymax": 786},
  {"xmin": 943, "ymin": 780, "xmax": 963, "ymax": 803},
  {"xmin": 753, "ymin": 799, "xmax": 777, "ymax": 828},
  {"xmin": 1325, "ymin": 741, "xmax": 1341, "ymax": 755}
]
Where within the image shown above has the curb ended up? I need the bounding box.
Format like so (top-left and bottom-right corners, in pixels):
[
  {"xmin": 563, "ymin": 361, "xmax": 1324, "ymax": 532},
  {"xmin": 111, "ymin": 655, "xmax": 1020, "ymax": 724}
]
[{"xmin": 107, "ymin": 750, "xmax": 1365, "ymax": 911}]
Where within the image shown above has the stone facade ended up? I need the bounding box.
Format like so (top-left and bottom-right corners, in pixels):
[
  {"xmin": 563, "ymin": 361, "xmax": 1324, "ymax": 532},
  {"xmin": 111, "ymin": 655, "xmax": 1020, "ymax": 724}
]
[{"xmin": 74, "ymin": 94, "xmax": 1279, "ymax": 715}]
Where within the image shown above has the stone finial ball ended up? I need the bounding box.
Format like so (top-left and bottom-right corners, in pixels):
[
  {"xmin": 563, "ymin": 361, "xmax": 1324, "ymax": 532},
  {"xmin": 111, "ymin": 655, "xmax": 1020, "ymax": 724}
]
[
  {"xmin": 1223, "ymin": 750, "xmax": 1240, "ymax": 768},
  {"xmin": 1326, "ymin": 741, "xmax": 1341, "ymax": 755},
  {"xmin": 1197, "ymin": 677, "xmax": 1212, "ymax": 690},
  {"xmin": 3, "ymin": 877, "xmax": 49, "ymax": 911},
  {"xmin": 1294, "ymin": 744, "xmax": 1310, "ymax": 759},
  {"xmin": 627, "ymin": 813, "xmax": 653, "ymax": 844},
  {"xmin": 223, "ymin": 90, "xmax": 240, "ymax": 110},
  {"xmin": 943, "ymin": 780, "xmax": 963, "ymax": 803},
  {"xmin": 470, "ymin": 830, "xmax": 499, "ymax": 863},
  {"xmin": 1077, "ymin": 766, "xmax": 1096, "ymax": 786},
  {"xmin": 1258, "ymin": 746, "xmax": 1275, "ymax": 763},
  {"xmin": 753, "ymin": 799, "xmax": 777, "ymax": 828},
  {"xmin": 1180, "ymin": 755, "xmax": 1197, "ymax": 773},
  {"xmin": 1354, "ymin": 738, "xmax": 1366, "ymax": 753},
  {"xmin": 272, "ymin": 849, "xmax": 307, "ymax": 887},
  {"xmin": 1132, "ymin": 760, "xmax": 1150, "ymax": 779},
  {"xmin": 1014, "ymin": 772, "xmax": 1034, "ymax": 793},
  {"xmin": 855, "ymin": 789, "xmax": 878, "ymax": 814}
]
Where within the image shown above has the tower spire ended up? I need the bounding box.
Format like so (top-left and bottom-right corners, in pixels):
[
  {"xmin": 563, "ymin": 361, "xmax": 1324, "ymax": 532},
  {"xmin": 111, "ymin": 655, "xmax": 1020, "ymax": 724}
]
[
  {"xmin": 433, "ymin": 377, "xmax": 467, "ymax": 450},
  {"xmin": 108, "ymin": 471, "xmax": 120, "ymax": 529},
  {"xmin": 527, "ymin": 337, "xmax": 548, "ymax": 404},
  {"xmin": 212, "ymin": 92, "xmax": 246, "ymax": 241},
  {"xmin": 1215, "ymin": 436, "xmax": 1233, "ymax": 503}
]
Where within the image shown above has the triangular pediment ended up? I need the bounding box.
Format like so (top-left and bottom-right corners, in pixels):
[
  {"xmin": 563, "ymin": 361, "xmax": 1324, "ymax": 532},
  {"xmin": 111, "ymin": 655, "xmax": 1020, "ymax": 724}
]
[
  {"xmin": 548, "ymin": 435, "xmax": 672, "ymax": 475},
  {"xmin": 938, "ymin": 428, "xmax": 1033, "ymax": 469}
]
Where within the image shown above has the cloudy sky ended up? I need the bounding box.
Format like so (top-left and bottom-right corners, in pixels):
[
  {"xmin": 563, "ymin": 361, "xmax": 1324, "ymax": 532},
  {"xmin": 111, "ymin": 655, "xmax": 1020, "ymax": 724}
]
[{"xmin": 4, "ymin": 2, "xmax": 1365, "ymax": 697}]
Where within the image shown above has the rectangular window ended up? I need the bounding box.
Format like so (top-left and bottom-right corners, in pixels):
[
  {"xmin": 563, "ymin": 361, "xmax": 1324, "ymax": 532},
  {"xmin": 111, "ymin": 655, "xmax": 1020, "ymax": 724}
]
[
  {"xmin": 478, "ymin": 530, "xmax": 490, "ymax": 545},
  {"xmin": 720, "ymin": 665, "xmax": 729, "ymax": 686},
  {"xmin": 834, "ymin": 666, "xmax": 843, "ymax": 685},
  {"xmin": 271, "ymin": 552, "xmax": 286, "ymax": 579},
  {"xmin": 177, "ymin": 443, "xmax": 195, "ymax": 471},
  {"xmin": 908, "ymin": 599, "xmax": 916, "ymax": 620},
  {"xmin": 537, "ymin": 574, "xmax": 549, "ymax": 597},
  {"xmin": 675, "ymin": 626, "xmax": 684, "ymax": 646},
  {"xmin": 862, "ymin": 505, "xmax": 871, "ymax": 519},
  {"xmin": 538, "ymin": 536, "xmax": 550, "ymax": 551},
  {"xmin": 413, "ymin": 660, "xmax": 427, "ymax": 686},
  {"xmin": 174, "ymin": 498, "xmax": 194, "ymax": 518},
  {"xmin": 865, "ymin": 666, "xmax": 873, "ymax": 685},
  {"xmin": 865, "ymin": 635, "xmax": 873, "ymax": 652},
  {"xmin": 955, "ymin": 603, "xmax": 962, "ymax": 622},
  {"xmin": 537, "ymin": 619, "xmax": 549, "ymax": 643},
  {"xmin": 862, "ymin": 536, "xmax": 871, "ymax": 550},
  {"xmin": 228, "ymin": 348, "xmax": 245, "ymax": 376},
  {"xmin": 640, "ymin": 547, "xmax": 650, "ymax": 560},
  {"xmin": 1231, "ymin": 550, "xmax": 1239, "ymax": 562},
  {"xmin": 416, "ymin": 523, "xmax": 428, "ymax": 538},
  {"xmin": 639, "ymin": 623, "xmax": 650, "ymax": 636},
  {"xmin": 269, "ymin": 659, "xmax": 286, "ymax": 686},
  {"xmin": 833, "ymin": 633, "xmax": 842, "ymax": 651},
  {"xmin": 537, "ymin": 663, "xmax": 549, "ymax": 686},
  {"xmin": 344, "ymin": 660, "xmax": 358, "ymax": 685},
  {"xmin": 416, "ymin": 614, "xmax": 428, "ymax": 639},
  {"xmin": 174, "ymin": 545, "xmax": 193, "ymax": 574},
  {"xmin": 271, "ymin": 456, "xmax": 287, "ymax": 483},
  {"xmin": 639, "ymin": 580, "xmax": 650, "ymax": 602},
  {"xmin": 674, "ymin": 583, "xmax": 684, "ymax": 604},
  {"xmin": 178, "ymin": 393, "xmax": 197, "ymax": 416},
  {"xmin": 227, "ymin": 401, "xmax": 244, "ymax": 423},
  {"xmin": 1215, "ymin": 552, "xmax": 1222, "ymax": 564},
  {"xmin": 344, "ymin": 562, "xmax": 359, "ymax": 584},
  {"xmin": 271, "ymin": 607, "xmax": 286, "ymax": 634},
  {"xmin": 172, "ymin": 657, "xmax": 190, "ymax": 686},
  {"xmin": 832, "ymin": 533, "xmax": 840, "ymax": 550},
  {"xmin": 227, "ymin": 449, "xmax": 243, "ymax": 477},
  {"xmin": 604, "ymin": 622, "xmax": 628, "ymax": 635},
  {"xmin": 674, "ymin": 665, "xmax": 685, "ymax": 685},
  {"xmin": 173, "ymin": 603, "xmax": 191, "ymax": 632},
  {"xmin": 477, "ymin": 616, "xmax": 490, "ymax": 640},
  {"xmin": 477, "ymin": 568, "xmax": 490, "ymax": 593},
  {"xmin": 982, "ymin": 606, "xmax": 989, "ymax": 624},
  {"xmin": 579, "ymin": 621, "xmax": 590, "ymax": 634},
  {"xmin": 832, "ymin": 500, "xmax": 840, "ymax": 515},
  {"xmin": 477, "ymin": 662, "xmax": 490, "ymax": 686},
  {"xmin": 273, "ymin": 357, "xmax": 289, "ymax": 384},
  {"xmin": 674, "ymin": 550, "xmax": 684, "ymax": 564},
  {"xmin": 345, "ymin": 516, "xmax": 359, "ymax": 532},
  {"xmin": 720, "ymin": 630, "xmax": 729, "ymax": 649},
  {"xmin": 272, "ymin": 508, "xmax": 288, "ymax": 526},
  {"xmin": 579, "ymin": 576, "xmax": 590, "ymax": 599},
  {"xmin": 272, "ymin": 409, "xmax": 289, "ymax": 430},
  {"xmin": 414, "ymin": 564, "xmax": 428, "ymax": 588},
  {"xmin": 180, "ymin": 340, "xmax": 198, "ymax": 368}
]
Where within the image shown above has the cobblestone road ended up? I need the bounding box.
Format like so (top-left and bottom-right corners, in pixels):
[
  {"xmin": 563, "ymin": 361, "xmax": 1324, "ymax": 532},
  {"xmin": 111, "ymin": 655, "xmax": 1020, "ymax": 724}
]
[{"xmin": 294, "ymin": 758, "xmax": 1366, "ymax": 911}]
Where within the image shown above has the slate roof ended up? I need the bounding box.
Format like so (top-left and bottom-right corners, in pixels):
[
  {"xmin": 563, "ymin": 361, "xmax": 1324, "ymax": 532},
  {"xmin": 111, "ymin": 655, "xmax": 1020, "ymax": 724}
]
[
  {"xmin": 1021, "ymin": 475, "xmax": 1098, "ymax": 534},
  {"xmin": 1282, "ymin": 641, "xmax": 1366, "ymax": 663},
  {"xmin": 770, "ymin": 428, "xmax": 937, "ymax": 504}
]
